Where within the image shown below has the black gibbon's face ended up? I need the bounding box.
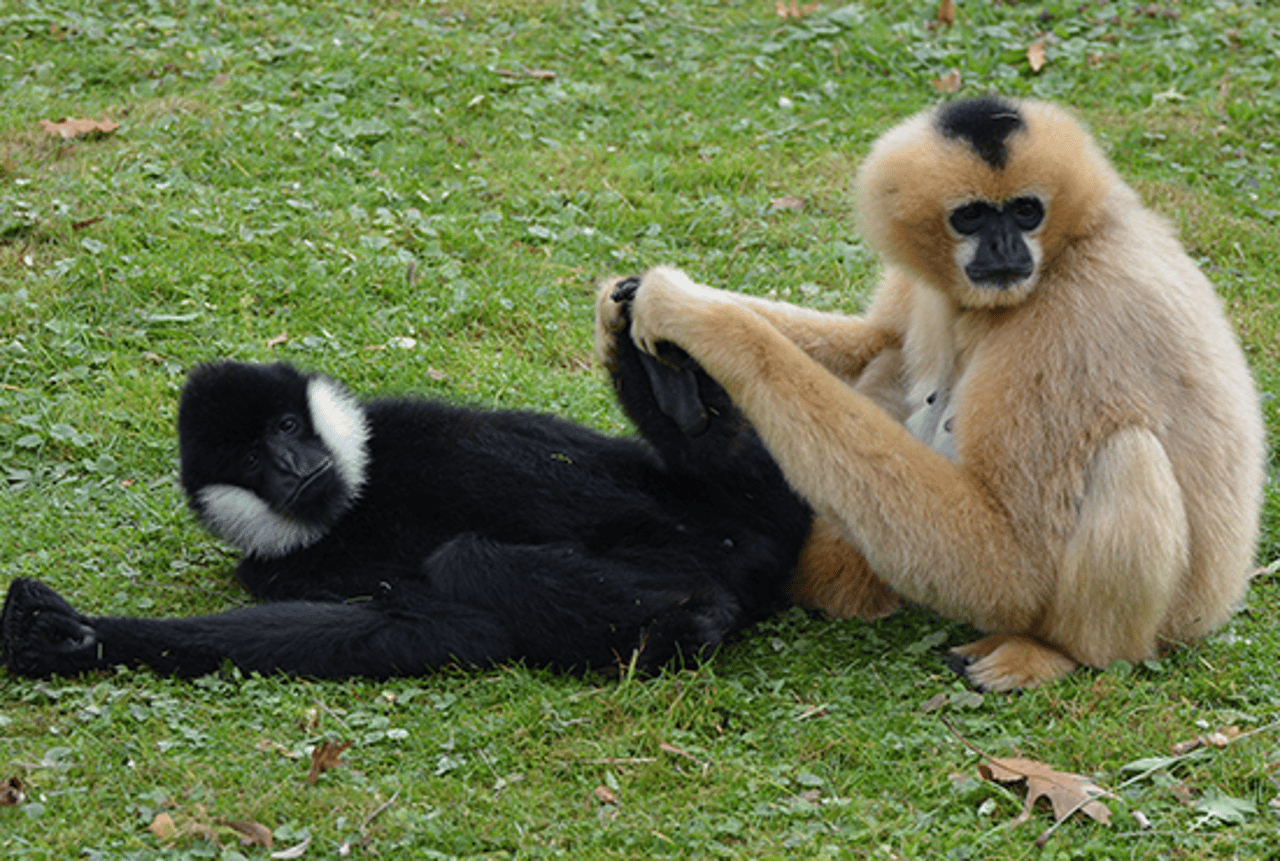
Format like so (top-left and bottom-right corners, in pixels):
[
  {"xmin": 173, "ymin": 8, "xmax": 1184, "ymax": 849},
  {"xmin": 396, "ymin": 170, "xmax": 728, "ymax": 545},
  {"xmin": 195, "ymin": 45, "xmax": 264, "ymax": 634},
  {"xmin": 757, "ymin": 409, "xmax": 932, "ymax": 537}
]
[
  {"xmin": 183, "ymin": 367, "xmax": 370, "ymax": 559},
  {"xmin": 947, "ymin": 195, "xmax": 1046, "ymax": 292}
]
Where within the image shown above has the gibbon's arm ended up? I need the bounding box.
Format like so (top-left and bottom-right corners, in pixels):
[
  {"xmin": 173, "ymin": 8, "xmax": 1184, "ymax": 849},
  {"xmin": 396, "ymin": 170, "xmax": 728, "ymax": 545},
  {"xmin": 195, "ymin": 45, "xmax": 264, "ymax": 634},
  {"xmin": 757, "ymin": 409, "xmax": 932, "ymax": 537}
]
[
  {"xmin": 626, "ymin": 266, "xmax": 1048, "ymax": 632},
  {"xmin": 596, "ymin": 277, "xmax": 902, "ymax": 385}
]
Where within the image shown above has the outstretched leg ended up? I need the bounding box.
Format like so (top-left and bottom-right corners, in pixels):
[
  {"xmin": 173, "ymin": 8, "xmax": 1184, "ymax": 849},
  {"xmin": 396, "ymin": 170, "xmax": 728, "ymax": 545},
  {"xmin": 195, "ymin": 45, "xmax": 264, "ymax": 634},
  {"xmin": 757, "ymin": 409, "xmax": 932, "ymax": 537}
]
[{"xmin": 2, "ymin": 577, "xmax": 513, "ymax": 680}]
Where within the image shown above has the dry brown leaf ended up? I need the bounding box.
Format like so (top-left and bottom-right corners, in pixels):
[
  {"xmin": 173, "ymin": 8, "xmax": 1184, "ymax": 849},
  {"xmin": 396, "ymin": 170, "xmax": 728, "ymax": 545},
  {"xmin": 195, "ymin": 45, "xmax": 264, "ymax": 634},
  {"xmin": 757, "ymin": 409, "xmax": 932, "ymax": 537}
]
[
  {"xmin": 921, "ymin": 692, "xmax": 949, "ymax": 713},
  {"xmin": 978, "ymin": 757, "xmax": 1112, "ymax": 827},
  {"xmin": 149, "ymin": 812, "xmax": 179, "ymax": 844},
  {"xmin": 38, "ymin": 117, "xmax": 121, "ymax": 140},
  {"xmin": 1, "ymin": 776, "xmax": 25, "ymax": 807},
  {"xmin": 594, "ymin": 784, "xmax": 618, "ymax": 805},
  {"xmin": 936, "ymin": 0, "xmax": 956, "ymax": 26},
  {"xmin": 931, "ymin": 68, "xmax": 962, "ymax": 93},
  {"xmin": 1027, "ymin": 39, "xmax": 1047, "ymax": 73},
  {"xmin": 775, "ymin": 1, "xmax": 820, "ymax": 19},
  {"xmin": 217, "ymin": 818, "xmax": 273, "ymax": 848},
  {"xmin": 266, "ymin": 331, "xmax": 288, "ymax": 348},
  {"xmin": 306, "ymin": 739, "xmax": 353, "ymax": 785}
]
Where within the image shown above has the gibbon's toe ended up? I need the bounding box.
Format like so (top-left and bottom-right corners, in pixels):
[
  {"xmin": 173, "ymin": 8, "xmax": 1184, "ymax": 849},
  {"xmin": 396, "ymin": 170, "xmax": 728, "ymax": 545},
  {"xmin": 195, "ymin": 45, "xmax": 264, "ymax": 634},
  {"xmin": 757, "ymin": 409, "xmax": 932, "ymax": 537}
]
[
  {"xmin": 594, "ymin": 275, "xmax": 638, "ymax": 369},
  {"xmin": 2, "ymin": 578, "xmax": 98, "ymax": 677},
  {"xmin": 949, "ymin": 634, "xmax": 1079, "ymax": 692}
]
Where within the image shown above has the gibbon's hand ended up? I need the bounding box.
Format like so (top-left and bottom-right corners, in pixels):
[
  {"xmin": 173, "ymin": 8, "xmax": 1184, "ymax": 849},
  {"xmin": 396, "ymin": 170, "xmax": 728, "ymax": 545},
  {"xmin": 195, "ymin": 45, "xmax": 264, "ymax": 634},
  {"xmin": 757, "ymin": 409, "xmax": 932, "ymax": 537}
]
[{"xmin": 626, "ymin": 266, "xmax": 733, "ymax": 358}]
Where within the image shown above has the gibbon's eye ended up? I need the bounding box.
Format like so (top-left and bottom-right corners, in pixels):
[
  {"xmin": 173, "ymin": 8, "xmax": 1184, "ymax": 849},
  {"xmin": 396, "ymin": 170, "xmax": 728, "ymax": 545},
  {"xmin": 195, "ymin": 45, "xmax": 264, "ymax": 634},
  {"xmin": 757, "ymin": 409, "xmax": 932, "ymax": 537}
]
[
  {"xmin": 1009, "ymin": 196, "xmax": 1045, "ymax": 231},
  {"xmin": 276, "ymin": 415, "xmax": 300, "ymax": 435},
  {"xmin": 949, "ymin": 201, "xmax": 990, "ymax": 235}
]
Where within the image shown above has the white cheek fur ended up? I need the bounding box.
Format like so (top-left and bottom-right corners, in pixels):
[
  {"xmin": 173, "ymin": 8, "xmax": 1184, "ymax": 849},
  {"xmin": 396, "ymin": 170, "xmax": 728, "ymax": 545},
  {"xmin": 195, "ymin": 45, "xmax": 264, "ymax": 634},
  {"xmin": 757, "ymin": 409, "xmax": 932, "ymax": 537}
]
[
  {"xmin": 196, "ymin": 484, "xmax": 328, "ymax": 558},
  {"xmin": 307, "ymin": 377, "xmax": 370, "ymax": 501}
]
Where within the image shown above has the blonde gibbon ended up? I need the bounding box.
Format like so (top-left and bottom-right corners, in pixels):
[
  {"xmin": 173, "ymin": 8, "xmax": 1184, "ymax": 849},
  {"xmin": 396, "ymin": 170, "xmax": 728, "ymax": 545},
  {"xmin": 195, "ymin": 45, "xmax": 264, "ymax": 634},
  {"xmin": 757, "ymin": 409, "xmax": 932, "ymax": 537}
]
[{"xmin": 595, "ymin": 96, "xmax": 1265, "ymax": 691}]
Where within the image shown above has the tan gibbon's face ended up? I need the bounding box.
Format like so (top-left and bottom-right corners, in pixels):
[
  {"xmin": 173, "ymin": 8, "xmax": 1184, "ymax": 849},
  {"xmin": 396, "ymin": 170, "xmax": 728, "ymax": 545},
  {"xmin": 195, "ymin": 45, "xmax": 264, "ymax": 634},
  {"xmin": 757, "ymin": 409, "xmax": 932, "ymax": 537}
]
[{"xmin": 856, "ymin": 96, "xmax": 1110, "ymax": 310}]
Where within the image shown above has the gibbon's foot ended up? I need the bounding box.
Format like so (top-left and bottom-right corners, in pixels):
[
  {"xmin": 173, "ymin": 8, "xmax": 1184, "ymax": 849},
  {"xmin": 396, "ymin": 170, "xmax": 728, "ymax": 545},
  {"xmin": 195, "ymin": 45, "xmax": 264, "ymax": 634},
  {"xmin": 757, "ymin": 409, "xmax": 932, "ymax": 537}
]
[
  {"xmin": 598, "ymin": 275, "xmax": 710, "ymax": 436},
  {"xmin": 593, "ymin": 275, "xmax": 633, "ymax": 370},
  {"xmin": 948, "ymin": 634, "xmax": 1080, "ymax": 692},
  {"xmin": 2, "ymin": 578, "xmax": 99, "ymax": 678}
]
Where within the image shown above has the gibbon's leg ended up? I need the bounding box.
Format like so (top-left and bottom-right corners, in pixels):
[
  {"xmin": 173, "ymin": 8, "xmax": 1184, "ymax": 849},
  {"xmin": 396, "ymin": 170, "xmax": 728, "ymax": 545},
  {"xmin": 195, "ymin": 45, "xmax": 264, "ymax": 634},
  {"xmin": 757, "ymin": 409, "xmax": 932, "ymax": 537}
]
[
  {"xmin": 2, "ymin": 577, "xmax": 513, "ymax": 680},
  {"xmin": 952, "ymin": 428, "xmax": 1189, "ymax": 690},
  {"xmin": 790, "ymin": 515, "xmax": 901, "ymax": 621},
  {"xmin": 419, "ymin": 533, "xmax": 744, "ymax": 675},
  {"xmin": 624, "ymin": 267, "xmax": 1049, "ymax": 637},
  {"xmin": 598, "ymin": 274, "xmax": 900, "ymax": 620}
]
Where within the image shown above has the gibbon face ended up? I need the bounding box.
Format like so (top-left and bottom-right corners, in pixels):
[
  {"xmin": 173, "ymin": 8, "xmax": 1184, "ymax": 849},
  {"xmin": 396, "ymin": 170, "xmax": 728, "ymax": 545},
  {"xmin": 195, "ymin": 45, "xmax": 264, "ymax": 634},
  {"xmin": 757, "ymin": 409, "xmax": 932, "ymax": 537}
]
[
  {"xmin": 856, "ymin": 96, "xmax": 1112, "ymax": 309},
  {"xmin": 177, "ymin": 362, "xmax": 370, "ymax": 558}
]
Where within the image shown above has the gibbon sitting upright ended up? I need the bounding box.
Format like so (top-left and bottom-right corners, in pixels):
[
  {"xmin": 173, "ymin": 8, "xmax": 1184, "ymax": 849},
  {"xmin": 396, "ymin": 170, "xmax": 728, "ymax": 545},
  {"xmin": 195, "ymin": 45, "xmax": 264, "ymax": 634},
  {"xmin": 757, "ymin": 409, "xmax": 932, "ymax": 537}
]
[
  {"xmin": 596, "ymin": 96, "xmax": 1265, "ymax": 691},
  {"xmin": 1, "ymin": 313, "xmax": 811, "ymax": 681}
]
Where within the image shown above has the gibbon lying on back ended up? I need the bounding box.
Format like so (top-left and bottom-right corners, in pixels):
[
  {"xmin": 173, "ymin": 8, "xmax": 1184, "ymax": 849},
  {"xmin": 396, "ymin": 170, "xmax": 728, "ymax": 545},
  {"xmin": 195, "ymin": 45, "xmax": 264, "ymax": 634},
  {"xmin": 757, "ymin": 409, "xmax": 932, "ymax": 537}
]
[
  {"xmin": 597, "ymin": 96, "xmax": 1265, "ymax": 691},
  {"xmin": 2, "ymin": 315, "xmax": 811, "ymax": 680}
]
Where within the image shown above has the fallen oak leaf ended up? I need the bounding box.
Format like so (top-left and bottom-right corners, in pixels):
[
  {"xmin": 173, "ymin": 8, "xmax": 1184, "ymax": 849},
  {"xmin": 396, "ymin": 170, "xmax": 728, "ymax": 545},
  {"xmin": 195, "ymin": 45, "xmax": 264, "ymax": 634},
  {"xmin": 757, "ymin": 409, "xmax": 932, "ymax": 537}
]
[
  {"xmin": 38, "ymin": 117, "xmax": 120, "ymax": 140},
  {"xmin": 978, "ymin": 756, "xmax": 1112, "ymax": 829},
  {"xmin": 306, "ymin": 739, "xmax": 353, "ymax": 785},
  {"xmin": 216, "ymin": 818, "xmax": 273, "ymax": 848}
]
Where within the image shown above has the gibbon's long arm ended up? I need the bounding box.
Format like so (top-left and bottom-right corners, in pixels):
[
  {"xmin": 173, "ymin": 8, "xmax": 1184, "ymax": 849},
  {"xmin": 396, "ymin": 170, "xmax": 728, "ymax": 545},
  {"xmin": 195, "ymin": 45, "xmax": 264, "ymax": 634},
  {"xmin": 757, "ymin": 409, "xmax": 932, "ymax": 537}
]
[
  {"xmin": 624, "ymin": 267, "xmax": 1047, "ymax": 632},
  {"xmin": 597, "ymin": 276, "xmax": 901, "ymax": 386}
]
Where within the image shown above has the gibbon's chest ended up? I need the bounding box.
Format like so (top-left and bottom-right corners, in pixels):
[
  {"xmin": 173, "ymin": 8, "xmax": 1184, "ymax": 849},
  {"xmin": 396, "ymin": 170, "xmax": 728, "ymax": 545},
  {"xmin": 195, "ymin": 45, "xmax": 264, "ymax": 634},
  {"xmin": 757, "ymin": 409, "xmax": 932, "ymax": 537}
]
[{"xmin": 900, "ymin": 289, "xmax": 986, "ymax": 461}]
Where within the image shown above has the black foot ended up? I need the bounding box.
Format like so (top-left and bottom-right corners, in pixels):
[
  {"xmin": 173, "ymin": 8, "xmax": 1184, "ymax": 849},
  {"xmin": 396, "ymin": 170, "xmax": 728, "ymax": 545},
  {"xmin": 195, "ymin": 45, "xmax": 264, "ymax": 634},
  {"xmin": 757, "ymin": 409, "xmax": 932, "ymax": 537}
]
[
  {"xmin": 2, "ymin": 578, "xmax": 99, "ymax": 678},
  {"xmin": 610, "ymin": 276, "xmax": 709, "ymax": 436}
]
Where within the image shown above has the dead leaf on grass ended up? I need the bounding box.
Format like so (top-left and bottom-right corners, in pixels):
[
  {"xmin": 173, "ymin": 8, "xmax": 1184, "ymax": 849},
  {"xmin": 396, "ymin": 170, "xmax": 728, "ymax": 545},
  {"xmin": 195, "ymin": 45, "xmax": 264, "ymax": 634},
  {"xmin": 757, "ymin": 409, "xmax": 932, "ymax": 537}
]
[
  {"xmin": 1027, "ymin": 39, "xmax": 1047, "ymax": 73},
  {"xmin": 266, "ymin": 331, "xmax": 288, "ymax": 348},
  {"xmin": 216, "ymin": 818, "xmax": 273, "ymax": 848},
  {"xmin": 936, "ymin": 0, "xmax": 956, "ymax": 26},
  {"xmin": 306, "ymin": 739, "xmax": 353, "ymax": 785},
  {"xmin": 38, "ymin": 117, "xmax": 121, "ymax": 140},
  {"xmin": 931, "ymin": 68, "xmax": 962, "ymax": 93},
  {"xmin": 978, "ymin": 756, "xmax": 1112, "ymax": 829},
  {"xmin": 148, "ymin": 812, "xmax": 179, "ymax": 845},
  {"xmin": 775, "ymin": 1, "xmax": 820, "ymax": 19},
  {"xmin": 594, "ymin": 784, "xmax": 618, "ymax": 805},
  {"xmin": 1, "ymin": 776, "xmax": 25, "ymax": 806}
]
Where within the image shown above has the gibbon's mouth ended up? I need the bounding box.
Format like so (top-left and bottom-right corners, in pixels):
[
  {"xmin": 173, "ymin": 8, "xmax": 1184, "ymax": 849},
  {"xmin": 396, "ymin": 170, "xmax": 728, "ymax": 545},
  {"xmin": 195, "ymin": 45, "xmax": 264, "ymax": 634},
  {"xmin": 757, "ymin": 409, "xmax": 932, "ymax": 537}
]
[
  {"xmin": 282, "ymin": 457, "xmax": 335, "ymax": 510},
  {"xmin": 968, "ymin": 268, "xmax": 1033, "ymax": 290}
]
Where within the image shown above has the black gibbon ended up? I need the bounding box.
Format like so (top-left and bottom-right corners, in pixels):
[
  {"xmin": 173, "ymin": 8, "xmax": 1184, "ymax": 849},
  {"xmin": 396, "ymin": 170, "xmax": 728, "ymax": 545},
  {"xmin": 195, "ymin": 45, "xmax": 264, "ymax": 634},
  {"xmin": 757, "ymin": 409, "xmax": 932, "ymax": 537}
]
[
  {"xmin": 2, "ymin": 310, "xmax": 811, "ymax": 680},
  {"xmin": 597, "ymin": 96, "xmax": 1265, "ymax": 691}
]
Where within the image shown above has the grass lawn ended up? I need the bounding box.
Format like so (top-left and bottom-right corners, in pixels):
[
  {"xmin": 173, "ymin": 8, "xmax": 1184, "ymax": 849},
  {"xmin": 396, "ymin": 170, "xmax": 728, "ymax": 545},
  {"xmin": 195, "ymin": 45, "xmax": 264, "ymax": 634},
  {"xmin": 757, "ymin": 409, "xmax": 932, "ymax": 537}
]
[{"xmin": 2, "ymin": 0, "xmax": 1279, "ymax": 857}]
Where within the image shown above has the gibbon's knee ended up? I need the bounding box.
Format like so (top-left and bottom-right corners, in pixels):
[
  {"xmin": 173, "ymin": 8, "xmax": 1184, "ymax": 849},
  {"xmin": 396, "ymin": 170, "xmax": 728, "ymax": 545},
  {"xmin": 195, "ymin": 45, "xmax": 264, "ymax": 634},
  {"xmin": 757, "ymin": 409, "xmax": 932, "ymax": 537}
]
[
  {"xmin": 789, "ymin": 516, "xmax": 900, "ymax": 621},
  {"xmin": 1042, "ymin": 427, "xmax": 1189, "ymax": 668}
]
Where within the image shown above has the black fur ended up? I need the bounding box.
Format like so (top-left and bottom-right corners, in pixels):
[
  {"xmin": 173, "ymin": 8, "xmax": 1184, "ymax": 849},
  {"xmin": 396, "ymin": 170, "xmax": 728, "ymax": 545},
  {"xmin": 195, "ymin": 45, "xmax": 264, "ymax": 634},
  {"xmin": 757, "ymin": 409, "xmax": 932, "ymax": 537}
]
[
  {"xmin": 2, "ymin": 308, "xmax": 811, "ymax": 680},
  {"xmin": 935, "ymin": 96, "xmax": 1024, "ymax": 170}
]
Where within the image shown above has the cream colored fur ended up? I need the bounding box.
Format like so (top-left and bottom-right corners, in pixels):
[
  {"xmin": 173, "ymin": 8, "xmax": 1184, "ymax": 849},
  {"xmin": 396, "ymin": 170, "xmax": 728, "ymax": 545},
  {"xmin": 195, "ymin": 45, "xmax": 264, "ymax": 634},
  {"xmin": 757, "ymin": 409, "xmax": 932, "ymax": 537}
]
[{"xmin": 596, "ymin": 99, "xmax": 1264, "ymax": 690}]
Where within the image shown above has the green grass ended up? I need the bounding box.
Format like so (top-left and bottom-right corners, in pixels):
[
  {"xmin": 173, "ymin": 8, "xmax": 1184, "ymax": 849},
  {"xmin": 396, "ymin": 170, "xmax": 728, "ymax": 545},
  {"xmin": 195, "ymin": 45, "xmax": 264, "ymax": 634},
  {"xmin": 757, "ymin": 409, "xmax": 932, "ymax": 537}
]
[{"xmin": 2, "ymin": 0, "xmax": 1279, "ymax": 857}]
